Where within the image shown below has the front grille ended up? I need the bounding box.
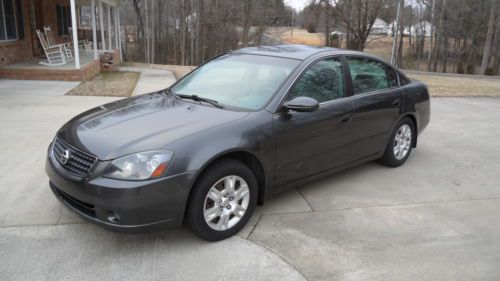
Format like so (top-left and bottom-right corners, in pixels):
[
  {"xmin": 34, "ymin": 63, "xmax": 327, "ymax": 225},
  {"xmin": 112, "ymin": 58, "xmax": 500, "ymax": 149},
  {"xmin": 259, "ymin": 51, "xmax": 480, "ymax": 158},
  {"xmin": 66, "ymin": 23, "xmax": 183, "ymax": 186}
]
[{"xmin": 52, "ymin": 137, "xmax": 97, "ymax": 177}]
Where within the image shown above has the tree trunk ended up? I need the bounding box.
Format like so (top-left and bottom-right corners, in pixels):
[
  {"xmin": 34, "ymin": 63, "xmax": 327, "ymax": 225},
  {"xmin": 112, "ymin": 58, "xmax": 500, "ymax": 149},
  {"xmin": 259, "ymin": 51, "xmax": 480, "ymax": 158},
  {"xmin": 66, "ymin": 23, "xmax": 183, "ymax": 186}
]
[
  {"xmin": 427, "ymin": 0, "xmax": 435, "ymax": 71},
  {"xmin": 492, "ymin": 18, "xmax": 500, "ymax": 74},
  {"xmin": 397, "ymin": 0, "xmax": 404, "ymax": 67},
  {"xmin": 179, "ymin": 0, "xmax": 186, "ymax": 65},
  {"xmin": 241, "ymin": 0, "xmax": 252, "ymax": 47},
  {"xmin": 144, "ymin": 0, "xmax": 150, "ymax": 63},
  {"xmin": 480, "ymin": 0, "xmax": 496, "ymax": 75},
  {"xmin": 324, "ymin": 1, "xmax": 331, "ymax": 47}
]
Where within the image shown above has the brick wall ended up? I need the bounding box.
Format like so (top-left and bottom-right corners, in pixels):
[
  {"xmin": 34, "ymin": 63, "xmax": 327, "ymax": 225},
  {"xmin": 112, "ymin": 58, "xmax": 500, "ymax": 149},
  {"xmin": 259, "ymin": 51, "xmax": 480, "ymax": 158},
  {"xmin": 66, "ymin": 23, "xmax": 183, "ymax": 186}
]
[
  {"xmin": 0, "ymin": 0, "xmax": 77, "ymax": 65},
  {"xmin": 0, "ymin": 59, "xmax": 101, "ymax": 81},
  {"xmin": 0, "ymin": 0, "xmax": 33, "ymax": 65},
  {"xmin": 43, "ymin": 0, "xmax": 74, "ymax": 44}
]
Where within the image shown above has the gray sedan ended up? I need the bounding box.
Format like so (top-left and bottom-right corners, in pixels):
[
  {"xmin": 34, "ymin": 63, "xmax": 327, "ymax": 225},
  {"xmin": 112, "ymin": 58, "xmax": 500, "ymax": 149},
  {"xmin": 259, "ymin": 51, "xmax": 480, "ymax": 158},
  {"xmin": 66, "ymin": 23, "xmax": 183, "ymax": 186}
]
[{"xmin": 46, "ymin": 45, "xmax": 430, "ymax": 241}]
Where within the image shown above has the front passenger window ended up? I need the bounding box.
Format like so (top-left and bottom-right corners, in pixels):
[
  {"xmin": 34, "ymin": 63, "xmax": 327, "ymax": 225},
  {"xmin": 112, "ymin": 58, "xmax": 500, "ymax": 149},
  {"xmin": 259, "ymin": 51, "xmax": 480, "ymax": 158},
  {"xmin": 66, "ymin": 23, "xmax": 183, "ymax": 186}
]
[{"xmin": 288, "ymin": 58, "xmax": 345, "ymax": 103}]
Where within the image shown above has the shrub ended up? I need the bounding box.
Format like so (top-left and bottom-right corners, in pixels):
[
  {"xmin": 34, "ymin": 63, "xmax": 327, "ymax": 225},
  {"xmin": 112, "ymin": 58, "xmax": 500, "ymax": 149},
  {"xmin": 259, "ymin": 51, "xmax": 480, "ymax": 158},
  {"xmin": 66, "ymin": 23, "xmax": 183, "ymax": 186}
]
[{"xmin": 305, "ymin": 22, "xmax": 316, "ymax": 33}]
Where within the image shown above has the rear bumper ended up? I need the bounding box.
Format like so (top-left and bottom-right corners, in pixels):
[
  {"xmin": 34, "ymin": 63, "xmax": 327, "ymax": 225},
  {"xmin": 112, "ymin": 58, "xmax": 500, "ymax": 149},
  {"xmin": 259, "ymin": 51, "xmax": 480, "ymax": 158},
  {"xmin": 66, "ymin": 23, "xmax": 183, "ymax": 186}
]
[{"xmin": 46, "ymin": 155, "xmax": 196, "ymax": 233}]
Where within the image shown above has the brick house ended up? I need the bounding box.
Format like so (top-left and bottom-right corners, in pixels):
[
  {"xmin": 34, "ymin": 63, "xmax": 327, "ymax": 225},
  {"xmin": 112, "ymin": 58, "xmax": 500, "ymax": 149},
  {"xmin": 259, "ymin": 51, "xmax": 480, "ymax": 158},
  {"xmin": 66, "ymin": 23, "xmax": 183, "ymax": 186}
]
[{"xmin": 0, "ymin": 0, "xmax": 122, "ymax": 81}]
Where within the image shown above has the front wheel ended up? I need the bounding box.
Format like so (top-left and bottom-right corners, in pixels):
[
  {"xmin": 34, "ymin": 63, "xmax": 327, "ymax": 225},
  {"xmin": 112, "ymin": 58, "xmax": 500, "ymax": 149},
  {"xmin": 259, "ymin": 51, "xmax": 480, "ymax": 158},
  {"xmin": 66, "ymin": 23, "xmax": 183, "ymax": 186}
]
[
  {"xmin": 186, "ymin": 159, "xmax": 257, "ymax": 241},
  {"xmin": 379, "ymin": 117, "xmax": 415, "ymax": 167}
]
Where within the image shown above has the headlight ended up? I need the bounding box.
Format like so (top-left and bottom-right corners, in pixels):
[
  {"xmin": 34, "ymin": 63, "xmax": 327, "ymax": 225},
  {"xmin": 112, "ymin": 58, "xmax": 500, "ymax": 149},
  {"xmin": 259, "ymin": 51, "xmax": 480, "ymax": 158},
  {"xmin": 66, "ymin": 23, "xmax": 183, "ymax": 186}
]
[{"xmin": 103, "ymin": 150, "xmax": 174, "ymax": 180}]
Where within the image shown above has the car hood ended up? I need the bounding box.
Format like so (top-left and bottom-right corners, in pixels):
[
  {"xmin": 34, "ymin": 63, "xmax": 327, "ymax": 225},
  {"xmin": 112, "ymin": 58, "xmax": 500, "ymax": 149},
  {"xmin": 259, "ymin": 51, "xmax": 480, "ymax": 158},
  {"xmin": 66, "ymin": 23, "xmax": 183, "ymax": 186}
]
[{"xmin": 58, "ymin": 91, "xmax": 249, "ymax": 160}]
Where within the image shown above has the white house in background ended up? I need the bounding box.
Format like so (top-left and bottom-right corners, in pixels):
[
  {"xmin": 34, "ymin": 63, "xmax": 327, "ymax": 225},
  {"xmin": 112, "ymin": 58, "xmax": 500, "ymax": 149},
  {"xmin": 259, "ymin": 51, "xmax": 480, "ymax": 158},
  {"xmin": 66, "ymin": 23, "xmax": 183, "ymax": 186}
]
[
  {"xmin": 370, "ymin": 18, "xmax": 390, "ymax": 35},
  {"xmin": 388, "ymin": 21, "xmax": 433, "ymax": 37},
  {"xmin": 406, "ymin": 21, "xmax": 433, "ymax": 37}
]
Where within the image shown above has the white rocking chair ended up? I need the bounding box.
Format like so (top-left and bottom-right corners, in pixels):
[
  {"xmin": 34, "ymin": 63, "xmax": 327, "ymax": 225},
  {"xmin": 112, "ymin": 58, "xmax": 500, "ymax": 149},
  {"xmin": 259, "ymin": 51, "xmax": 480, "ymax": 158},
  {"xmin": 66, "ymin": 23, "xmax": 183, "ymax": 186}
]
[
  {"xmin": 36, "ymin": 30, "xmax": 67, "ymax": 66},
  {"xmin": 69, "ymin": 27, "xmax": 92, "ymax": 51},
  {"xmin": 44, "ymin": 26, "xmax": 74, "ymax": 61}
]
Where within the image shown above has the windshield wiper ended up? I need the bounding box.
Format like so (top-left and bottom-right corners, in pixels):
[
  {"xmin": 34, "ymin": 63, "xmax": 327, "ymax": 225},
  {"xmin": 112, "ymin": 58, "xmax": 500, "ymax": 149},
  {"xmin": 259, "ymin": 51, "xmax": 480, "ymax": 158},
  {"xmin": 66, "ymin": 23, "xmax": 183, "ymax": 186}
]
[{"xmin": 175, "ymin": 93, "xmax": 224, "ymax": 109}]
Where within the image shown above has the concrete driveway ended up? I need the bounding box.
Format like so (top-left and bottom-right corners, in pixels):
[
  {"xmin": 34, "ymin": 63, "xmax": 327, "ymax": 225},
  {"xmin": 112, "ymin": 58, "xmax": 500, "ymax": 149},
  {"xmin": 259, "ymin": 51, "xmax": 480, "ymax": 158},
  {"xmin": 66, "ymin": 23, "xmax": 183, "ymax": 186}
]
[{"xmin": 1, "ymin": 79, "xmax": 499, "ymax": 281}]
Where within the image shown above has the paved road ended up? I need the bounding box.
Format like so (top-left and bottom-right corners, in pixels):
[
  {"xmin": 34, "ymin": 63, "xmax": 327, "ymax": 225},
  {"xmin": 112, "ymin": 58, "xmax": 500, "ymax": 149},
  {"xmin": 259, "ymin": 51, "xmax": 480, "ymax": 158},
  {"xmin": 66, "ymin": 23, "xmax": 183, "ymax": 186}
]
[{"xmin": 1, "ymin": 79, "xmax": 499, "ymax": 281}]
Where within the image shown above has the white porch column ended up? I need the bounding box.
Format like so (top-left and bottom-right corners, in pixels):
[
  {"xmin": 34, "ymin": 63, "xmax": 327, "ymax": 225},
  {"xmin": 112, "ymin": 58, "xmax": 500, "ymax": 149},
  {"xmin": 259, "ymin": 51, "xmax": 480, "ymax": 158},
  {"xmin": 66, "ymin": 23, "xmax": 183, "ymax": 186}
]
[
  {"xmin": 91, "ymin": 0, "xmax": 98, "ymax": 60},
  {"xmin": 114, "ymin": 7, "xmax": 119, "ymax": 50},
  {"xmin": 106, "ymin": 5, "xmax": 112, "ymax": 49},
  {"xmin": 99, "ymin": 1, "xmax": 106, "ymax": 50},
  {"xmin": 117, "ymin": 7, "xmax": 122, "ymax": 61},
  {"xmin": 70, "ymin": 0, "xmax": 80, "ymax": 69}
]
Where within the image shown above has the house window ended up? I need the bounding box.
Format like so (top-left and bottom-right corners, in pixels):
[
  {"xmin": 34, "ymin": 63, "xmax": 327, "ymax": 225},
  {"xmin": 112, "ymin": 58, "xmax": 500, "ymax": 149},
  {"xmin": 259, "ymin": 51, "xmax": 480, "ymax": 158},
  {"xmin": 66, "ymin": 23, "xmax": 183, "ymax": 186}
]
[
  {"xmin": 0, "ymin": 0, "xmax": 18, "ymax": 41},
  {"xmin": 56, "ymin": 4, "xmax": 70, "ymax": 35}
]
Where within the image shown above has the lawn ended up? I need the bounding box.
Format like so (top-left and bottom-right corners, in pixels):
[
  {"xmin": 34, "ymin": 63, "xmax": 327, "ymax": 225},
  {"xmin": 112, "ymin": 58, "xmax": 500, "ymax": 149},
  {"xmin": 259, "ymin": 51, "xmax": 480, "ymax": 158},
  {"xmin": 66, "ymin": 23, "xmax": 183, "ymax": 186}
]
[
  {"xmin": 66, "ymin": 71, "xmax": 140, "ymax": 97},
  {"xmin": 407, "ymin": 73, "xmax": 500, "ymax": 97}
]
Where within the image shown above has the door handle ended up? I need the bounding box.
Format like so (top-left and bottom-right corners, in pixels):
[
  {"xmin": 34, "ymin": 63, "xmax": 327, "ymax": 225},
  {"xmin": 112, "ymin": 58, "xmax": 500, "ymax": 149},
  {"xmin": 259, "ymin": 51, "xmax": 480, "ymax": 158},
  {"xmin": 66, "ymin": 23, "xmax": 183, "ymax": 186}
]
[
  {"xmin": 392, "ymin": 98, "xmax": 401, "ymax": 107},
  {"xmin": 341, "ymin": 112, "xmax": 352, "ymax": 123}
]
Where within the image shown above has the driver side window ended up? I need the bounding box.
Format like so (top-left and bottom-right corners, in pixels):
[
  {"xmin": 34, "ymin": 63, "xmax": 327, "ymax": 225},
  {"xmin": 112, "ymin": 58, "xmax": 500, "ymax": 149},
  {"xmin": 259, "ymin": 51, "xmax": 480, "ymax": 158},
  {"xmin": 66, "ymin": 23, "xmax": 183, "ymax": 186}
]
[{"xmin": 288, "ymin": 57, "xmax": 345, "ymax": 103}]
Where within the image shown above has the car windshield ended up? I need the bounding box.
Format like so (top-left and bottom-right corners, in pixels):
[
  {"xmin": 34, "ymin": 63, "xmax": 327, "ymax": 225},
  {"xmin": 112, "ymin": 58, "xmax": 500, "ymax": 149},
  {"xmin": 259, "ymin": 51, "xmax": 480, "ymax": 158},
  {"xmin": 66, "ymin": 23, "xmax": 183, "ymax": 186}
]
[{"xmin": 170, "ymin": 54, "xmax": 300, "ymax": 110}]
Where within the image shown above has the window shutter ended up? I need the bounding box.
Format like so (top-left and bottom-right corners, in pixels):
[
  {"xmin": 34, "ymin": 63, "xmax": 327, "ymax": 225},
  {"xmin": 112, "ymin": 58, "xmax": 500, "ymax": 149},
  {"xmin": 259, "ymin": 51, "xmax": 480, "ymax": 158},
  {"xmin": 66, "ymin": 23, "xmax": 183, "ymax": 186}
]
[
  {"xmin": 56, "ymin": 4, "xmax": 62, "ymax": 35},
  {"xmin": 66, "ymin": 5, "xmax": 71, "ymax": 34},
  {"xmin": 15, "ymin": 0, "xmax": 23, "ymax": 39},
  {"xmin": 3, "ymin": 0, "xmax": 17, "ymax": 40},
  {"xmin": 0, "ymin": 0, "xmax": 5, "ymax": 40}
]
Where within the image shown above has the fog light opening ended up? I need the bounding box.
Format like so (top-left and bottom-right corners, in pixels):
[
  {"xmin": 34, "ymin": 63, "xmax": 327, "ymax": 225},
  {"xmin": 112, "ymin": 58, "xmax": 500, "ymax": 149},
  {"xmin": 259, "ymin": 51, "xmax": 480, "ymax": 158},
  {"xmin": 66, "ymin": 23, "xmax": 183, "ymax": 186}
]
[{"xmin": 106, "ymin": 211, "xmax": 120, "ymax": 223}]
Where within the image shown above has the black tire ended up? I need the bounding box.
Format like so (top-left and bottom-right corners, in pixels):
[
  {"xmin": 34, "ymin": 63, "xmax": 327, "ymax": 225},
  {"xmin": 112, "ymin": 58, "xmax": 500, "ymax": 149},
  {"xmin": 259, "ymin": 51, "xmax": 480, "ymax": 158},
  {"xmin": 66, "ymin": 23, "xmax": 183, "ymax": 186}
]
[
  {"xmin": 379, "ymin": 117, "xmax": 415, "ymax": 167},
  {"xmin": 185, "ymin": 159, "xmax": 258, "ymax": 241}
]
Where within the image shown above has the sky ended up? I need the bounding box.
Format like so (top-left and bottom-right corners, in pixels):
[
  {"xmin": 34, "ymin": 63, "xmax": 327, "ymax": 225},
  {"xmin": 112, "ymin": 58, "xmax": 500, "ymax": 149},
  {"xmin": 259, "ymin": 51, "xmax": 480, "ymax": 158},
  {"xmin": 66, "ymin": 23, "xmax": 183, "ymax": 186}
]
[
  {"xmin": 284, "ymin": 0, "xmax": 308, "ymax": 12},
  {"xmin": 284, "ymin": 0, "xmax": 419, "ymax": 12}
]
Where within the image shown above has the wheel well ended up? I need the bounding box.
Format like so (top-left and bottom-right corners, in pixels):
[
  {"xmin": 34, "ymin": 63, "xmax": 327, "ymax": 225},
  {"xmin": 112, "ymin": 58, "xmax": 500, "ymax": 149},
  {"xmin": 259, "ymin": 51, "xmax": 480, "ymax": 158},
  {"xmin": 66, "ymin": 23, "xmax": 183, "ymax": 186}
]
[{"xmin": 197, "ymin": 151, "xmax": 266, "ymax": 204}]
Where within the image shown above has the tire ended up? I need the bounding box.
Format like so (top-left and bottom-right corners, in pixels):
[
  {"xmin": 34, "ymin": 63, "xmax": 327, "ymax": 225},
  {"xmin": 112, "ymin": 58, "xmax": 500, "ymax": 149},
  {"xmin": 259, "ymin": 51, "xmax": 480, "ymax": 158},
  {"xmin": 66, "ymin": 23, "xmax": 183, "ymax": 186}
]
[
  {"xmin": 186, "ymin": 159, "xmax": 258, "ymax": 241},
  {"xmin": 379, "ymin": 117, "xmax": 415, "ymax": 167}
]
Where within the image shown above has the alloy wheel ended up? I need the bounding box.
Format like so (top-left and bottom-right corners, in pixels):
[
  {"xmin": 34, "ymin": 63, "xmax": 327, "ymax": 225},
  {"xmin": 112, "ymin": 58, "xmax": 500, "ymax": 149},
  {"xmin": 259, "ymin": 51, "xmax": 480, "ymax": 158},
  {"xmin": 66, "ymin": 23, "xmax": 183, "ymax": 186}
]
[
  {"xmin": 393, "ymin": 124, "xmax": 412, "ymax": 160},
  {"xmin": 203, "ymin": 175, "xmax": 250, "ymax": 231}
]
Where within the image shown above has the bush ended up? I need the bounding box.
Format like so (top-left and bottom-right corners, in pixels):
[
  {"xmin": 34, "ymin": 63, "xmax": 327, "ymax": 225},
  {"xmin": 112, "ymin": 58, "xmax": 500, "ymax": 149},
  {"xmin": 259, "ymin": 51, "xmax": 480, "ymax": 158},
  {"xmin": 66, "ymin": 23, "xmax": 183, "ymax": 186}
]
[
  {"xmin": 466, "ymin": 65, "xmax": 475, "ymax": 74},
  {"xmin": 305, "ymin": 22, "xmax": 316, "ymax": 33},
  {"xmin": 456, "ymin": 62, "xmax": 465, "ymax": 74},
  {"xmin": 485, "ymin": 68, "xmax": 494, "ymax": 76}
]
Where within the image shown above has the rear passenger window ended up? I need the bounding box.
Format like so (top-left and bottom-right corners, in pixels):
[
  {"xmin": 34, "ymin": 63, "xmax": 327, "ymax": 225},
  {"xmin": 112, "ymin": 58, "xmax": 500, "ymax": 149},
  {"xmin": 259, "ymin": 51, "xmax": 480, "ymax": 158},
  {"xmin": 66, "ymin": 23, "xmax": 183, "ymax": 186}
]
[{"xmin": 347, "ymin": 57, "xmax": 398, "ymax": 95}]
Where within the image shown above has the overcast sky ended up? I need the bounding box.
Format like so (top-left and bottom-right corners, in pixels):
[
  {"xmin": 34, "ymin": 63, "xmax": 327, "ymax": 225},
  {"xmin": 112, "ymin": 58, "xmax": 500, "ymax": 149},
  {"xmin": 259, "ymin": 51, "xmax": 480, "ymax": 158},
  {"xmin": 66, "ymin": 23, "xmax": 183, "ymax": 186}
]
[
  {"xmin": 284, "ymin": 0, "xmax": 419, "ymax": 12},
  {"xmin": 284, "ymin": 0, "xmax": 308, "ymax": 11}
]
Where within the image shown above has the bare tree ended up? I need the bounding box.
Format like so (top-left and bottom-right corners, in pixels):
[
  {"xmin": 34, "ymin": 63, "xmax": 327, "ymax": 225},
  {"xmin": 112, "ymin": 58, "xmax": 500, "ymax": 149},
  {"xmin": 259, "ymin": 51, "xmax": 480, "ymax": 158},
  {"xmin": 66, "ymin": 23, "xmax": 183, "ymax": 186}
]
[
  {"xmin": 333, "ymin": 0, "xmax": 387, "ymax": 51},
  {"xmin": 480, "ymin": 0, "xmax": 497, "ymax": 74}
]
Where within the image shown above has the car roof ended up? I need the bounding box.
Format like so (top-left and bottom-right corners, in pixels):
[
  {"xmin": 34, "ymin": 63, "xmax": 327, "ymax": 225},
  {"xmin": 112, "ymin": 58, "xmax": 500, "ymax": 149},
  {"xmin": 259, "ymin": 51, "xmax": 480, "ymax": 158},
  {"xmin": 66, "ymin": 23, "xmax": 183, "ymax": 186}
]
[{"xmin": 230, "ymin": 44, "xmax": 368, "ymax": 61}]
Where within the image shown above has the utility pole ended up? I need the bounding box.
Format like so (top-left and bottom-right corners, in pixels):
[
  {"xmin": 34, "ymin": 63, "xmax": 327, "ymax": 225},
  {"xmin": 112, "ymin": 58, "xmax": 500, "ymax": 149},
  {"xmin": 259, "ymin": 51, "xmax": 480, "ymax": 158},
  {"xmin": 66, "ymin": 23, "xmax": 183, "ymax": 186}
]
[
  {"xmin": 291, "ymin": 9, "xmax": 294, "ymax": 38},
  {"xmin": 391, "ymin": 0, "xmax": 402, "ymax": 65}
]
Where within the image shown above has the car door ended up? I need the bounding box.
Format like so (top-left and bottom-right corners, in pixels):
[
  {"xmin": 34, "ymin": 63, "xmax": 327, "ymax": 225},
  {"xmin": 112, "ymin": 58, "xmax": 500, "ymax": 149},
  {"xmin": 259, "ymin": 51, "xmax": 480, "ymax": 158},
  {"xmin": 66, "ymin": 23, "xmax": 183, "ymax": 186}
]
[
  {"xmin": 345, "ymin": 56, "xmax": 403, "ymax": 161},
  {"xmin": 273, "ymin": 57, "xmax": 354, "ymax": 186}
]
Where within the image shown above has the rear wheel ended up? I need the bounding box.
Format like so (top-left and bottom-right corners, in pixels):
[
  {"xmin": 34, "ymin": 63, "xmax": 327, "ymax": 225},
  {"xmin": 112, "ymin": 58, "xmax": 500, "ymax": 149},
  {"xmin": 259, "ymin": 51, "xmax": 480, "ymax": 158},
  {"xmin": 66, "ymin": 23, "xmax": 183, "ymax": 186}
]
[
  {"xmin": 380, "ymin": 117, "xmax": 415, "ymax": 167},
  {"xmin": 186, "ymin": 159, "xmax": 257, "ymax": 241}
]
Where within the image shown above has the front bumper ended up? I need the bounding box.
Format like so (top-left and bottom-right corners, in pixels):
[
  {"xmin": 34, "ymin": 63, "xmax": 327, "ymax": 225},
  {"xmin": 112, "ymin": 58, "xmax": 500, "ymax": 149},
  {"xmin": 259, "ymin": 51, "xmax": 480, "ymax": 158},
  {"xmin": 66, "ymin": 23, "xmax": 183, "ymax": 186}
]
[{"xmin": 46, "ymin": 154, "xmax": 196, "ymax": 233}]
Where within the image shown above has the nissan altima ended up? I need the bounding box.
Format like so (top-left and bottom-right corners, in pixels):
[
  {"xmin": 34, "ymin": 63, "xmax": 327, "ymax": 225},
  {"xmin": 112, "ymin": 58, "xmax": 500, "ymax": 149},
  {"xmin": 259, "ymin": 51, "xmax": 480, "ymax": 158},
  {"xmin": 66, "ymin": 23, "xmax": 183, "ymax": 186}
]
[{"xmin": 46, "ymin": 45, "xmax": 430, "ymax": 241}]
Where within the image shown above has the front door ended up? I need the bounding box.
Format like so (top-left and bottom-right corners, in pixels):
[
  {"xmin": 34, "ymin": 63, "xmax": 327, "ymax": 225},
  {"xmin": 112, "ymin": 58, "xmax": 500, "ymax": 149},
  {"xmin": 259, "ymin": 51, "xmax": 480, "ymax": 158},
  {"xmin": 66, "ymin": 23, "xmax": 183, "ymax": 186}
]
[
  {"xmin": 273, "ymin": 57, "xmax": 354, "ymax": 186},
  {"xmin": 29, "ymin": 0, "xmax": 44, "ymax": 57}
]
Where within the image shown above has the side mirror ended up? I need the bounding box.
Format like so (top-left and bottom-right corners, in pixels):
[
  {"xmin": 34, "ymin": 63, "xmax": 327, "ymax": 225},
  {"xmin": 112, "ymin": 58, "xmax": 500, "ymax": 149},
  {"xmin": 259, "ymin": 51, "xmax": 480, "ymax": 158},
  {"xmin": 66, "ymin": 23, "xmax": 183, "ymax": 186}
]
[{"xmin": 283, "ymin": 97, "xmax": 319, "ymax": 112}]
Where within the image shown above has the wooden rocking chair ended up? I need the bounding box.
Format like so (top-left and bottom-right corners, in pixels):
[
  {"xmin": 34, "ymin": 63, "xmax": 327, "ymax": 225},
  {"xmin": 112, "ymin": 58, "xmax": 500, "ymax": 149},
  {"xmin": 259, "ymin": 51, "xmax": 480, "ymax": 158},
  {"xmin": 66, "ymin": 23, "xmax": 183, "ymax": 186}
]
[
  {"xmin": 69, "ymin": 27, "xmax": 92, "ymax": 51},
  {"xmin": 44, "ymin": 26, "xmax": 74, "ymax": 61},
  {"xmin": 36, "ymin": 30, "xmax": 67, "ymax": 66}
]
